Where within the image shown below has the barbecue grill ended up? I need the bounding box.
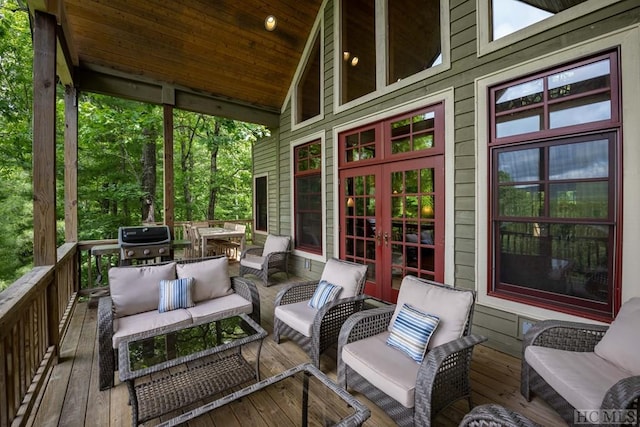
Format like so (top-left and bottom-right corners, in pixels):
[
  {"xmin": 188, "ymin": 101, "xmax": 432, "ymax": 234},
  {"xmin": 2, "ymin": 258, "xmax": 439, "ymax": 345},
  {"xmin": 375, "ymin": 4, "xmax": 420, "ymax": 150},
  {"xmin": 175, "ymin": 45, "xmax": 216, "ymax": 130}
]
[{"xmin": 118, "ymin": 226, "xmax": 171, "ymax": 265}]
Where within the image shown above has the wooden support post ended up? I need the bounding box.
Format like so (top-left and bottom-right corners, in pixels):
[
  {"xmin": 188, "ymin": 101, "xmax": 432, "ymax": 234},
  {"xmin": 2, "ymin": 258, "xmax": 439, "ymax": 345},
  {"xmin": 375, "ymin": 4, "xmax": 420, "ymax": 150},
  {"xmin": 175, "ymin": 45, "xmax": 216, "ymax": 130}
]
[
  {"xmin": 33, "ymin": 11, "xmax": 58, "ymax": 266},
  {"xmin": 33, "ymin": 10, "xmax": 59, "ymax": 350},
  {"xmin": 64, "ymin": 86, "xmax": 78, "ymax": 243},
  {"xmin": 163, "ymin": 104, "xmax": 175, "ymax": 238}
]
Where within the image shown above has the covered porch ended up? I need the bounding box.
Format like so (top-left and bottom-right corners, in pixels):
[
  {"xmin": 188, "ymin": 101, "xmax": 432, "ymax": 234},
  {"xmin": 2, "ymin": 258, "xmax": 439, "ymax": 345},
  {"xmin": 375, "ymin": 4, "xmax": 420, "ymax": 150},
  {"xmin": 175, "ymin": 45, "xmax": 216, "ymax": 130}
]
[{"xmin": 29, "ymin": 266, "xmax": 564, "ymax": 426}]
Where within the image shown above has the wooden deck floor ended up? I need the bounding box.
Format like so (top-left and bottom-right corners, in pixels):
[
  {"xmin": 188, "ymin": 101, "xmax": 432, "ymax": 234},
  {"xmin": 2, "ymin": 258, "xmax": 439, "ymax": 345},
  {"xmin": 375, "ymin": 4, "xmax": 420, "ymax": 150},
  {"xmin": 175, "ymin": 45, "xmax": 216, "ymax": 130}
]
[{"xmin": 30, "ymin": 266, "xmax": 567, "ymax": 426}]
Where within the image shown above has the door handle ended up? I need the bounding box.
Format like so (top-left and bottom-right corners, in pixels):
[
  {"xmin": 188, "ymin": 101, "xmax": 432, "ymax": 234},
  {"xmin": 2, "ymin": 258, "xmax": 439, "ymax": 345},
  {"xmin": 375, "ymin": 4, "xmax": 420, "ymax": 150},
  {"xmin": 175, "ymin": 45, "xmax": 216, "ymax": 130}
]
[
  {"xmin": 383, "ymin": 232, "xmax": 389, "ymax": 247},
  {"xmin": 376, "ymin": 231, "xmax": 382, "ymax": 246}
]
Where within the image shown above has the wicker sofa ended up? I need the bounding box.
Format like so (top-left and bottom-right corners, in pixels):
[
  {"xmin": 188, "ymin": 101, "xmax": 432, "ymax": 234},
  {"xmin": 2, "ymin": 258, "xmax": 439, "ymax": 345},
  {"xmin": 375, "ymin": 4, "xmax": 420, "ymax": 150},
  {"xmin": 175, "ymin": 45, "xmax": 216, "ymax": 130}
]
[
  {"xmin": 97, "ymin": 256, "xmax": 260, "ymax": 390},
  {"xmin": 521, "ymin": 297, "xmax": 640, "ymax": 426}
]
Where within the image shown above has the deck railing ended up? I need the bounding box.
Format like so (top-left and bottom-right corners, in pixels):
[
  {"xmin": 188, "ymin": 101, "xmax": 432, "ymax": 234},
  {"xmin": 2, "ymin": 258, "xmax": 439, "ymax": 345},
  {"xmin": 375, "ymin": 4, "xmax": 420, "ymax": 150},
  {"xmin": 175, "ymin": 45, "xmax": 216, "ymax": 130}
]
[
  {"xmin": 0, "ymin": 219, "xmax": 253, "ymax": 426},
  {"xmin": 0, "ymin": 243, "xmax": 80, "ymax": 427}
]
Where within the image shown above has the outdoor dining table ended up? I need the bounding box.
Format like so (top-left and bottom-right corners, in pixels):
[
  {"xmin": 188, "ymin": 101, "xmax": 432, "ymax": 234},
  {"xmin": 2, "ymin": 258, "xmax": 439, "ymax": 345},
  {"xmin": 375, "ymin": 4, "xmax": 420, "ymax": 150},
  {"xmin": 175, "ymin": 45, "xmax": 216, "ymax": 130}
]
[{"xmin": 197, "ymin": 226, "xmax": 245, "ymax": 256}]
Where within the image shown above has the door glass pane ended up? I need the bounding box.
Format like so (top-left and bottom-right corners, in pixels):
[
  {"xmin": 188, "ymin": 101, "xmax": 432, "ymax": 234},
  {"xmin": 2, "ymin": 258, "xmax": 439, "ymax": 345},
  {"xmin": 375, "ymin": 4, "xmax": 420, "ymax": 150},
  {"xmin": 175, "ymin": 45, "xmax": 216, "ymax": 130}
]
[{"xmin": 344, "ymin": 173, "xmax": 377, "ymax": 271}]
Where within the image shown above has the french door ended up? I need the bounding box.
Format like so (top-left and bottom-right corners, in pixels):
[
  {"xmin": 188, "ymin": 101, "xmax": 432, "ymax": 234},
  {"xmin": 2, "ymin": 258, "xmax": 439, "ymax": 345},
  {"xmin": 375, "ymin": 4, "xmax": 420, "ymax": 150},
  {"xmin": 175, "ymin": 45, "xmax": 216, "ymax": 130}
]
[{"xmin": 340, "ymin": 156, "xmax": 444, "ymax": 302}]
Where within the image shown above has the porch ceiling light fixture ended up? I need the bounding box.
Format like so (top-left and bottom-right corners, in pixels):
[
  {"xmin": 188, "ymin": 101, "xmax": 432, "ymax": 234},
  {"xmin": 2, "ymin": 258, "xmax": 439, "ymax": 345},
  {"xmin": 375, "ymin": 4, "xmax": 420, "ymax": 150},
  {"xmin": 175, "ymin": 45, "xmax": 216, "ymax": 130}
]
[{"xmin": 264, "ymin": 15, "xmax": 277, "ymax": 31}]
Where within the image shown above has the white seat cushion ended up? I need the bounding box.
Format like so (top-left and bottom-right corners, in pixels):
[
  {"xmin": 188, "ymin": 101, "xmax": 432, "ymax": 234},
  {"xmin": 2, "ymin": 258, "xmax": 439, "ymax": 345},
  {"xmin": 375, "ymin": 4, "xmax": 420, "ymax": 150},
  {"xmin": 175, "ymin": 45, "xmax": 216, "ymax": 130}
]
[
  {"xmin": 525, "ymin": 345, "xmax": 632, "ymax": 410},
  {"xmin": 342, "ymin": 331, "xmax": 419, "ymax": 408},
  {"xmin": 176, "ymin": 257, "xmax": 232, "ymax": 302},
  {"xmin": 319, "ymin": 258, "xmax": 368, "ymax": 298},
  {"xmin": 594, "ymin": 297, "xmax": 640, "ymax": 375},
  {"xmin": 109, "ymin": 262, "xmax": 177, "ymax": 318},
  {"xmin": 391, "ymin": 276, "xmax": 473, "ymax": 350},
  {"xmin": 112, "ymin": 308, "xmax": 192, "ymax": 349},
  {"xmin": 262, "ymin": 235, "xmax": 290, "ymax": 256},
  {"xmin": 274, "ymin": 301, "xmax": 318, "ymax": 337},
  {"xmin": 240, "ymin": 254, "xmax": 265, "ymax": 270},
  {"xmin": 186, "ymin": 294, "xmax": 252, "ymax": 324}
]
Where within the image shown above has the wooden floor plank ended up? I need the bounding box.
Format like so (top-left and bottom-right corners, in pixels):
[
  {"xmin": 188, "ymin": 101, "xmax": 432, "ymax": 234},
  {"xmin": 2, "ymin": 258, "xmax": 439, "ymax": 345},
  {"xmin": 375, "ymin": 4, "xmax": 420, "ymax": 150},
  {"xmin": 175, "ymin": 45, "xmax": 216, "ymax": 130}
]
[
  {"xmin": 32, "ymin": 268, "xmax": 568, "ymax": 427},
  {"xmin": 31, "ymin": 302, "xmax": 87, "ymax": 427},
  {"xmin": 58, "ymin": 305, "xmax": 97, "ymax": 426}
]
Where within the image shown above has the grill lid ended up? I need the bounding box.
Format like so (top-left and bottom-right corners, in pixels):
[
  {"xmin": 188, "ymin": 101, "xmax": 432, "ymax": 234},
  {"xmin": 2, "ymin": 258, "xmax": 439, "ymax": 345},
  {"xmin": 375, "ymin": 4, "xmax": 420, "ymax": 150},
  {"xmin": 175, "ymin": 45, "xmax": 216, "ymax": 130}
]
[{"xmin": 118, "ymin": 226, "xmax": 171, "ymax": 246}]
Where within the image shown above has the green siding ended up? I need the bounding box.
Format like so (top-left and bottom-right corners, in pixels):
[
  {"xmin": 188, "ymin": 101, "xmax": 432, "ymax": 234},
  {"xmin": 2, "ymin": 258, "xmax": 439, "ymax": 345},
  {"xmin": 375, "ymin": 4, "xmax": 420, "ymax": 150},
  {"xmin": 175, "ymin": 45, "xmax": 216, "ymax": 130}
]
[{"xmin": 251, "ymin": 0, "xmax": 640, "ymax": 357}]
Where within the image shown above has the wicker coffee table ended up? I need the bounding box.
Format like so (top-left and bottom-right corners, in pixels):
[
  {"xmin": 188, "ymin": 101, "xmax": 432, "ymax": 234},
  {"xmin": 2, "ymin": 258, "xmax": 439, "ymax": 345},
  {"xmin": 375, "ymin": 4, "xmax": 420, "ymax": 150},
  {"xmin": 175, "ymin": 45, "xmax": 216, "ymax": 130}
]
[
  {"xmin": 118, "ymin": 313, "xmax": 266, "ymax": 426},
  {"xmin": 157, "ymin": 363, "xmax": 371, "ymax": 427}
]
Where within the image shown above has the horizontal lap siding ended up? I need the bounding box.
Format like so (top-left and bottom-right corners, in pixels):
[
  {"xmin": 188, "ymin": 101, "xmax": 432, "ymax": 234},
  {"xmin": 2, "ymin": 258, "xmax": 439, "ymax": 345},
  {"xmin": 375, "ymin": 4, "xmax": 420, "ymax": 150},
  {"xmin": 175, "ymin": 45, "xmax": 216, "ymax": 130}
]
[{"xmin": 255, "ymin": 0, "xmax": 640, "ymax": 356}]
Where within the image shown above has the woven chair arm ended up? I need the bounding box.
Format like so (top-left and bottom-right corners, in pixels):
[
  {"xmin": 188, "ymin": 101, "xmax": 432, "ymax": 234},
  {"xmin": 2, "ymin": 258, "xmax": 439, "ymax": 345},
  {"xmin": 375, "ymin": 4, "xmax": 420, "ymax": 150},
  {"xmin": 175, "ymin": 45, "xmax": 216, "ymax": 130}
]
[
  {"xmin": 601, "ymin": 375, "xmax": 640, "ymax": 413},
  {"xmin": 523, "ymin": 319, "xmax": 608, "ymax": 353},
  {"xmin": 230, "ymin": 276, "xmax": 261, "ymax": 325},
  {"xmin": 415, "ymin": 334, "xmax": 487, "ymax": 423},
  {"xmin": 314, "ymin": 294, "xmax": 368, "ymax": 351},
  {"xmin": 274, "ymin": 281, "xmax": 318, "ymax": 306},
  {"xmin": 264, "ymin": 250, "xmax": 290, "ymax": 266},
  {"xmin": 338, "ymin": 304, "xmax": 396, "ymax": 346},
  {"xmin": 98, "ymin": 296, "xmax": 114, "ymax": 341},
  {"xmin": 240, "ymin": 246, "xmax": 263, "ymax": 258}
]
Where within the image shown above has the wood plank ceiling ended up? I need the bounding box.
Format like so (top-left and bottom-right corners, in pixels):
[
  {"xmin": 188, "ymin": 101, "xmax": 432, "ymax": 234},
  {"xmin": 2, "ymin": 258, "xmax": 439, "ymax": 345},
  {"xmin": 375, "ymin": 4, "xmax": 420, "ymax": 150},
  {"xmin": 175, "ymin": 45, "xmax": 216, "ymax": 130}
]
[{"xmin": 37, "ymin": 0, "xmax": 323, "ymax": 120}]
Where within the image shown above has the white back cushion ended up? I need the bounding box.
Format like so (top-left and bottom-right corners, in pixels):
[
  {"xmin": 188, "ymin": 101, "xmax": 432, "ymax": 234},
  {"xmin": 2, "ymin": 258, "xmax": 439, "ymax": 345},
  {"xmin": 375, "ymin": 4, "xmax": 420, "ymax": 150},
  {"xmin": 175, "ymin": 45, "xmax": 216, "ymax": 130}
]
[
  {"xmin": 109, "ymin": 262, "xmax": 177, "ymax": 317},
  {"xmin": 262, "ymin": 235, "xmax": 290, "ymax": 256},
  {"xmin": 390, "ymin": 275, "xmax": 473, "ymax": 349},
  {"xmin": 594, "ymin": 297, "xmax": 640, "ymax": 375},
  {"xmin": 176, "ymin": 256, "xmax": 232, "ymax": 303},
  {"xmin": 320, "ymin": 258, "xmax": 367, "ymax": 298}
]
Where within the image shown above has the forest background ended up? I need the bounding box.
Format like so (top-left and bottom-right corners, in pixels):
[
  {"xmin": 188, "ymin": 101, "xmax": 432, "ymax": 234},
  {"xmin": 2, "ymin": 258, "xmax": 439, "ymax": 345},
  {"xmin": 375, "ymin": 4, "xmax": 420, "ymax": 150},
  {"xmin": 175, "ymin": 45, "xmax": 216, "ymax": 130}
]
[{"xmin": 0, "ymin": 0, "xmax": 266, "ymax": 289}]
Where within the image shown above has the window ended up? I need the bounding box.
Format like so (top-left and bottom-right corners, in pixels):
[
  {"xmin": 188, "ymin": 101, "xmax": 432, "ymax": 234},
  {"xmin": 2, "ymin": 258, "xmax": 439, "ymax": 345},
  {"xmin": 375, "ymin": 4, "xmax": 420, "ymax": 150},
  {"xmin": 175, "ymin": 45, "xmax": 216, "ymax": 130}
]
[
  {"xmin": 296, "ymin": 30, "xmax": 321, "ymax": 123},
  {"xmin": 341, "ymin": 0, "xmax": 376, "ymax": 103},
  {"xmin": 254, "ymin": 175, "xmax": 268, "ymax": 233},
  {"xmin": 338, "ymin": 0, "xmax": 447, "ymax": 106},
  {"xmin": 388, "ymin": 0, "xmax": 442, "ymax": 84},
  {"xmin": 489, "ymin": 52, "xmax": 620, "ymax": 319},
  {"xmin": 294, "ymin": 140, "xmax": 322, "ymax": 253},
  {"xmin": 478, "ymin": 0, "xmax": 618, "ymax": 56},
  {"xmin": 491, "ymin": 0, "xmax": 587, "ymax": 41}
]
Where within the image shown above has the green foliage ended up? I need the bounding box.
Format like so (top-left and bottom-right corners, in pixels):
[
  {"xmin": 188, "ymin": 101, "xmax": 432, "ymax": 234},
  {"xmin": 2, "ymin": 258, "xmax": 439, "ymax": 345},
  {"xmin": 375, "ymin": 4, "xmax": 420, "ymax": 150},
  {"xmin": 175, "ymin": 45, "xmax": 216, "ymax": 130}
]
[{"xmin": 0, "ymin": 1, "xmax": 268, "ymax": 289}]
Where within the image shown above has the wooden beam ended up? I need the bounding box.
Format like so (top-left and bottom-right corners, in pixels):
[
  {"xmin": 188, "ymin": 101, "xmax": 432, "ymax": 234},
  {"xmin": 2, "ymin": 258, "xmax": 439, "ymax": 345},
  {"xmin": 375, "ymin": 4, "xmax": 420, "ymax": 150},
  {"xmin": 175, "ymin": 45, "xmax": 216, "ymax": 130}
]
[
  {"xmin": 77, "ymin": 67, "xmax": 280, "ymax": 127},
  {"xmin": 163, "ymin": 104, "xmax": 175, "ymax": 239},
  {"xmin": 64, "ymin": 86, "xmax": 78, "ymax": 243},
  {"xmin": 32, "ymin": 11, "xmax": 58, "ymax": 267}
]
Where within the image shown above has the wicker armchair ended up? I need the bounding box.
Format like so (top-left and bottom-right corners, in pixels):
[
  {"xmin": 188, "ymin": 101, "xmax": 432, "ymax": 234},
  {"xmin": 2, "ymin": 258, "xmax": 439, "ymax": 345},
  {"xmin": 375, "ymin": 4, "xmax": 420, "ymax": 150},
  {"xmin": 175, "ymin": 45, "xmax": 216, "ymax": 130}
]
[
  {"xmin": 273, "ymin": 258, "xmax": 368, "ymax": 368},
  {"xmin": 239, "ymin": 234, "xmax": 290, "ymax": 286},
  {"xmin": 337, "ymin": 275, "xmax": 487, "ymax": 427},
  {"xmin": 521, "ymin": 297, "xmax": 640, "ymax": 426},
  {"xmin": 459, "ymin": 404, "xmax": 539, "ymax": 427}
]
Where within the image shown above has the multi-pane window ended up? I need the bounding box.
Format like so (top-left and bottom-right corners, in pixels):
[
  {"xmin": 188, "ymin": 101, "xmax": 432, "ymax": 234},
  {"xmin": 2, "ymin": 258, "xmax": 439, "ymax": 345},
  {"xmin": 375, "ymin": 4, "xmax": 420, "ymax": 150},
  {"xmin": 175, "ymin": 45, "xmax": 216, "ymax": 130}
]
[
  {"xmin": 294, "ymin": 141, "xmax": 322, "ymax": 253},
  {"xmin": 296, "ymin": 30, "xmax": 321, "ymax": 123},
  {"xmin": 489, "ymin": 51, "xmax": 620, "ymax": 319},
  {"xmin": 254, "ymin": 176, "xmax": 268, "ymax": 232}
]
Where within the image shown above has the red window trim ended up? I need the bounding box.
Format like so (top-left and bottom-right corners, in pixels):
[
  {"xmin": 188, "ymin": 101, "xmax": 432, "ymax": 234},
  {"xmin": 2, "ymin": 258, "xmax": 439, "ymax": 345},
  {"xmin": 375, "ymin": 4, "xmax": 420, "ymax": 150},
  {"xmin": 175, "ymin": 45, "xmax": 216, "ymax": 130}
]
[{"xmin": 487, "ymin": 50, "xmax": 622, "ymax": 322}]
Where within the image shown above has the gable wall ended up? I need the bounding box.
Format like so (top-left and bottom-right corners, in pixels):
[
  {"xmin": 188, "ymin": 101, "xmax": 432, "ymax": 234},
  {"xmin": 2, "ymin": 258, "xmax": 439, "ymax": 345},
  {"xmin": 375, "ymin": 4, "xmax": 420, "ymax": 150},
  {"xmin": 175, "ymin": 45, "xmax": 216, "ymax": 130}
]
[{"xmin": 254, "ymin": 0, "xmax": 640, "ymax": 355}]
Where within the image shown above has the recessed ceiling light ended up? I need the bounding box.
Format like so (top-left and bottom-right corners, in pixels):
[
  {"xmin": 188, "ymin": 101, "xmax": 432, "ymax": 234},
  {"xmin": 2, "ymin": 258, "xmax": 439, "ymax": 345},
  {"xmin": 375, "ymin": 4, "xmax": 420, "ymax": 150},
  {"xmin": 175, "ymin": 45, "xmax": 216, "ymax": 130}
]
[{"xmin": 264, "ymin": 15, "xmax": 277, "ymax": 31}]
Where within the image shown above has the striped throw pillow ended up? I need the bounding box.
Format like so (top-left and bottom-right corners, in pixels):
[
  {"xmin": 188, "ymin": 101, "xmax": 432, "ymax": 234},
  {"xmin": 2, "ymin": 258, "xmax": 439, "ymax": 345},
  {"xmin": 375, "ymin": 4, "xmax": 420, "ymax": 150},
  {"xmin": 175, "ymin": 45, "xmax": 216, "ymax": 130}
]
[
  {"xmin": 158, "ymin": 277, "xmax": 195, "ymax": 313},
  {"xmin": 308, "ymin": 280, "xmax": 342, "ymax": 309},
  {"xmin": 386, "ymin": 303, "xmax": 440, "ymax": 363}
]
